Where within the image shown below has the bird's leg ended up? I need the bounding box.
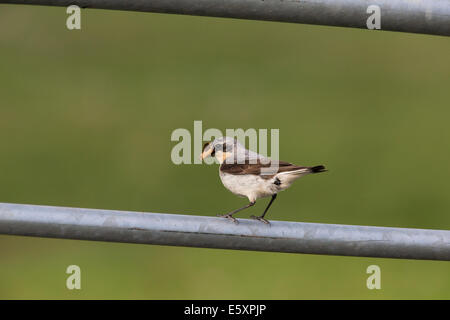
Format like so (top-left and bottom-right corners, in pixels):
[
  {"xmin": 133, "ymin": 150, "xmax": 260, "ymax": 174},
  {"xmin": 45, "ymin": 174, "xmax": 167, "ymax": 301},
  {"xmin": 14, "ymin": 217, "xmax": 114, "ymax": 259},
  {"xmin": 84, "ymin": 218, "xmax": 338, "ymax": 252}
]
[
  {"xmin": 251, "ymin": 194, "xmax": 277, "ymax": 224},
  {"xmin": 217, "ymin": 201, "xmax": 256, "ymax": 223}
]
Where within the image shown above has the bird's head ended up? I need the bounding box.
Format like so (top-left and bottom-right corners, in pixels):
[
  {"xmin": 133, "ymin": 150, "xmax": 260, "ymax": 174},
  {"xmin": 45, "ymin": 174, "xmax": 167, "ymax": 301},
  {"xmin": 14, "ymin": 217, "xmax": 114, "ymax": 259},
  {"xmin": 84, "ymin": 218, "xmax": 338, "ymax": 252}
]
[{"xmin": 200, "ymin": 136, "xmax": 243, "ymax": 164}]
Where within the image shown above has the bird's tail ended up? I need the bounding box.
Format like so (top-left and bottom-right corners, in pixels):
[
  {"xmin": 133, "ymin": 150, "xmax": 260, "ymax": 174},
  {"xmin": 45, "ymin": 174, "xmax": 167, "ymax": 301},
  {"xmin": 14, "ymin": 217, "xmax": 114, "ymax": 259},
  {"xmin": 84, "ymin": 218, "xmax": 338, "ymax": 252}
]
[
  {"xmin": 309, "ymin": 165, "xmax": 327, "ymax": 174},
  {"xmin": 278, "ymin": 165, "xmax": 327, "ymax": 177}
]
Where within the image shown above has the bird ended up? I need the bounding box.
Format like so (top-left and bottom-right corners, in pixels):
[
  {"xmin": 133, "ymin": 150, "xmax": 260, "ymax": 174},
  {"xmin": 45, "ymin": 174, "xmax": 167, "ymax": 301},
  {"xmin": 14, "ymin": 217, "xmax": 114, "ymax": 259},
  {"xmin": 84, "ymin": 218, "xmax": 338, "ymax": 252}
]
[{"xmin": 200, "ymin": 136, "xmax": 327, "ymax": 224}]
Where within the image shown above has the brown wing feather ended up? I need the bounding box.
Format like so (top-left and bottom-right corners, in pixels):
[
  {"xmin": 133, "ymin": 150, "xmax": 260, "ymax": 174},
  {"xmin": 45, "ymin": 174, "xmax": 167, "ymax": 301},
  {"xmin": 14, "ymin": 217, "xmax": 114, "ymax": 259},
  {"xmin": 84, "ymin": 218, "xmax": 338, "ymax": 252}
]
[{"xmin": 220, "ymin": 159, "xmax": 307, "ymax": 179}]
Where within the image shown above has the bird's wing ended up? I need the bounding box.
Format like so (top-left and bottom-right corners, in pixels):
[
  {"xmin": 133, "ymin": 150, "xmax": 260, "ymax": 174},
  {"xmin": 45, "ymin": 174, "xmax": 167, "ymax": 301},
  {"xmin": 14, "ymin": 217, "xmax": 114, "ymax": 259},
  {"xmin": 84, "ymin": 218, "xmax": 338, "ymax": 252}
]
[{"xmin": 220, "ymin": 159, "xmax": 307, "ymax": 179}]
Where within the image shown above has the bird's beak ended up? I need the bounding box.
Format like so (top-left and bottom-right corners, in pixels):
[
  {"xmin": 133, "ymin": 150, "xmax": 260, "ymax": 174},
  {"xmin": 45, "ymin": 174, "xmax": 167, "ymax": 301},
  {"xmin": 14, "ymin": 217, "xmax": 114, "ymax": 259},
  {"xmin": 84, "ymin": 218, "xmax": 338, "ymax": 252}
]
[{"xmin": 200, "ymin": 147, "xmax": 213, "ymax": 160}]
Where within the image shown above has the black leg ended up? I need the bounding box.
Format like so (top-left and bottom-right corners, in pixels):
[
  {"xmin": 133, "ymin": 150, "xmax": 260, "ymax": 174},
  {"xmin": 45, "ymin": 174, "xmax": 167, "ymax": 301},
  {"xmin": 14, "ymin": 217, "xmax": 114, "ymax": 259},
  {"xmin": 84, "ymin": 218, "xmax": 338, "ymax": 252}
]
[
  {"xmin": 261, "ymin": 194, "xmax": 277, "ymax": 219},
  {"xmin": 251, "ymin": 194, "xmax": 277, "ymax": 224},
  {"xmin": 218, "ymin": 201, "xmax": 256, "ymax": 223}
]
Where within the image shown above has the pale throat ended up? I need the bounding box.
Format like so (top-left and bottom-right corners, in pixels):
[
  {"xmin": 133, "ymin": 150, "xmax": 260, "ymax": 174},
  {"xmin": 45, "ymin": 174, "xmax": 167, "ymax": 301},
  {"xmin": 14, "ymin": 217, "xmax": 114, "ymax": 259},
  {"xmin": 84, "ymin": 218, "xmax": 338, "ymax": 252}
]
[{"xmin": 215, "ymin": 152, "xmax": 233, "ymax": 164}]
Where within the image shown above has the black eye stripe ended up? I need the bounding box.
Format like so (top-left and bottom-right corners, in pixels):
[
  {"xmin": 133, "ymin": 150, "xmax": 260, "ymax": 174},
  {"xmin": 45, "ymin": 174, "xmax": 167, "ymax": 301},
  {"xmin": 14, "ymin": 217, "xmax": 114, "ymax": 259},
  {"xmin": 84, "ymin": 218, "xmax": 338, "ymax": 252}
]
[
  {"xmin": 215, "ymin": 143, "xmax": 230, "ymax": 151},
  {"xmin": 212, "ymin": 142, "xmax": 233, "ymax": 153}
]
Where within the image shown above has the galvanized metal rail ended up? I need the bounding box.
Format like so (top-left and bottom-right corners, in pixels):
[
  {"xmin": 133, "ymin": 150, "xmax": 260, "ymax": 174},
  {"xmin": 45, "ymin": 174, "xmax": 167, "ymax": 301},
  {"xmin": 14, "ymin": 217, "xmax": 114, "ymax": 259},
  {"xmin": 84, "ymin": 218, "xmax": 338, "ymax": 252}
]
[
  {"xmin": 1, "ymin": 0, "xmax": 449, "ymax": 36},
  {"xmin": 0, "ymin": 202, "xmax": 449, "ymax": 260}
]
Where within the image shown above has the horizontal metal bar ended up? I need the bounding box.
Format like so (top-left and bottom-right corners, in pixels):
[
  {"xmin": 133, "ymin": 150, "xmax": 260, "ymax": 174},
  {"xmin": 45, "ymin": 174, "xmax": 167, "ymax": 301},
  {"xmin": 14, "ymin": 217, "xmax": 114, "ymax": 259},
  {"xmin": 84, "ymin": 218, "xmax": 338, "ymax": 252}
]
[
  {"xmin": 1, "ymin": 0, "xmax": 449, "ymax": 36},
  {"xmin": 0, "ymin": 202, "xmax": 449, "ymax": 260}
]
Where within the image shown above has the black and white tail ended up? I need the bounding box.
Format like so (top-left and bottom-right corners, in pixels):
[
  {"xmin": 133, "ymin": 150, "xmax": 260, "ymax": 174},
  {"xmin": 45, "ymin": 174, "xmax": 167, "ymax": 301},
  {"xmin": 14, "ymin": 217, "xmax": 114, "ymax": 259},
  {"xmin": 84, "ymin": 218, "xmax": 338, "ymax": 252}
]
[{"xmin": 309, "ymin": 165, "xmax": 327, "ymax": 173}]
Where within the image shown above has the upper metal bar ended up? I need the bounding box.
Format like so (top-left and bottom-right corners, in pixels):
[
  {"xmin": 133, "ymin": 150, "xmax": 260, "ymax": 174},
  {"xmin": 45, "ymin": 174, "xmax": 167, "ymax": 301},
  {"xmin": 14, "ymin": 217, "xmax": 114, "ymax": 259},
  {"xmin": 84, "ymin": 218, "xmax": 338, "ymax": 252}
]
[
  {"xmin": 1, "ymin": 0, "xmax": 449, "ymax": 36},
  {"xmin": 0, "ymin": 202, "xmax": 449, "ymax": 260}
]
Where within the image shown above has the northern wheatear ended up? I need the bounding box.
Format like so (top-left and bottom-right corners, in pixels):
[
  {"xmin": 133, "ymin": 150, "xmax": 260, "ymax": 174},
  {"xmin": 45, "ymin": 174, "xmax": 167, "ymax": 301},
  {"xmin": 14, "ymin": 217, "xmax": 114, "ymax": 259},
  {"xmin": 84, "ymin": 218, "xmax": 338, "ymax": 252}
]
[{"xmin": 200, "ymin": 136, "xmax": 326, "ymax": 224}]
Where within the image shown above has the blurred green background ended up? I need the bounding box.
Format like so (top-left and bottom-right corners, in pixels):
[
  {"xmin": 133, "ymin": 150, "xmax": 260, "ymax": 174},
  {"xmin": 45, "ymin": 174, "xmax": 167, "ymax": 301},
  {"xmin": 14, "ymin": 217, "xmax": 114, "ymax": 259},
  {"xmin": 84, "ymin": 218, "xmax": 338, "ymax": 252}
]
[{"xmin": 0, "ymin": 4, "xmax": 449, "ymax": 299}]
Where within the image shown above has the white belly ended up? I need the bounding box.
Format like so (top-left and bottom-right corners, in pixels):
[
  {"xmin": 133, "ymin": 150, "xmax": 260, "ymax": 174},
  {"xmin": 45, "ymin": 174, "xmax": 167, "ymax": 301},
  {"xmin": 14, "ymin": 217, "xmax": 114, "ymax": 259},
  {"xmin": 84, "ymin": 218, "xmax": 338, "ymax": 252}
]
[{"xmin": 219, "ymin": 172, "xmax": 278, "ymax": 202}]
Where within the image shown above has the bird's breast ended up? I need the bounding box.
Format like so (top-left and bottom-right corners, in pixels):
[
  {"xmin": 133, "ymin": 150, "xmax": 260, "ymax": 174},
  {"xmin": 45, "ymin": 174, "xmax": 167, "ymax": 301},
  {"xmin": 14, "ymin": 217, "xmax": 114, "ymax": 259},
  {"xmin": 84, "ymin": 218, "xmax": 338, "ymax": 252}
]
[{"xmin": 219, "ymin": 171, "xmax": 277, "ymax": 201}]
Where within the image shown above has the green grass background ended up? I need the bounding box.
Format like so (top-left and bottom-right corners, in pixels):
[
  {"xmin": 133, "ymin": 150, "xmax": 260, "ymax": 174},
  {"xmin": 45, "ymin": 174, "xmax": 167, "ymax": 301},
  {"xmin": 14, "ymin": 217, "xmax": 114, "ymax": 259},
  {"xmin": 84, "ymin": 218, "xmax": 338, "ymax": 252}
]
[{"xmin": 0, "ymin": 5, "xmax": 449, "ymax": 299}]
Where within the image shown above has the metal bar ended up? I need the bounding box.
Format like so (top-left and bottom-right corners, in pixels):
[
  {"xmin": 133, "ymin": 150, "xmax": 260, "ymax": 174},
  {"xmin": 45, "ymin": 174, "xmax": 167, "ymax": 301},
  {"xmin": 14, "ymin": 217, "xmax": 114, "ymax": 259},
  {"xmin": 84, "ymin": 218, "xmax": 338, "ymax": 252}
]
[
  {"xmin": 0, "ymin": 0, "xmax": 449, "ymax": 36},
  {"xmin": 0, "ymin": 202, "xmax": 449, "ymax": 260}
]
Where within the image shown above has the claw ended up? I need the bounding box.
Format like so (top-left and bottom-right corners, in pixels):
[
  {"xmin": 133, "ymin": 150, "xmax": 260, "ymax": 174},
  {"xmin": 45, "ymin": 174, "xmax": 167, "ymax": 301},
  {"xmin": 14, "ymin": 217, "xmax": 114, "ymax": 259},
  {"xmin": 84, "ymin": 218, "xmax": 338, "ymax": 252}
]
[
  {"xmin": 217, "ymin": 213, "xmax": 239, "ymax": 224},
  {"xmin": 250, "ymin": 215, "xmax": 270, "ymax": 225}
]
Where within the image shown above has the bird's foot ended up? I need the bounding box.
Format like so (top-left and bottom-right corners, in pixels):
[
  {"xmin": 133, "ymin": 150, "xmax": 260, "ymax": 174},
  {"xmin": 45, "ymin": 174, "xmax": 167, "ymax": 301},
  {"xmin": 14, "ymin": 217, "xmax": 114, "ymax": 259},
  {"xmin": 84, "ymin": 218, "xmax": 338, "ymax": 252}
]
[
  {"xmin": 217, "ymin": 213, "xmax": 238, "ymax": 224},
  {"xmin": 250, "ymin": 215, "xmax": 270, "ymax": 225}
]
